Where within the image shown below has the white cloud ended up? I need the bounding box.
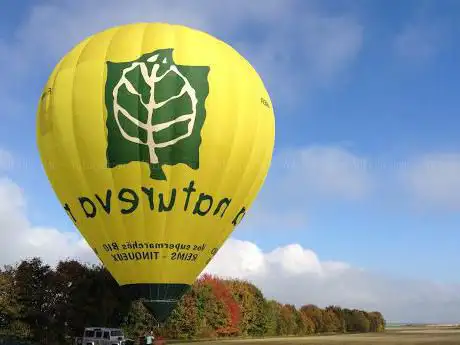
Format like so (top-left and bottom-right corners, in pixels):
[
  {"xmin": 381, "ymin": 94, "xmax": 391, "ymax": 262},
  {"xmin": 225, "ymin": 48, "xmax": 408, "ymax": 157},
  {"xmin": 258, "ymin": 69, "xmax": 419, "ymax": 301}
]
[
  {"xmin": 401, "ymin": 153, "xmax": 460, "ymax": 210},
  {"xmin": 274, "ymin": 145, "xmax": 372, "ymax": 201},
  {"xmin": 0, "ymin": 0, "xmax": 363, "ymax": 113},
  {"xmin": 0, "ymin": 177, "xmax": 97, "ymax": 267},
  {"xmin": 205, "ymin": 238, "xmax": 460, "ymax": 324}
]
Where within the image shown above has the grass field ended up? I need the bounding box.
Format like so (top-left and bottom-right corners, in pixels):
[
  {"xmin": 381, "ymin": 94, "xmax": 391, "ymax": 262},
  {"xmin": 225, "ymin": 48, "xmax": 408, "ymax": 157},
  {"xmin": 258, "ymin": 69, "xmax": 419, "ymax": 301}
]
[{"xmin": 178, "ymin": 326, "xmax": 460, "ymax": 345}]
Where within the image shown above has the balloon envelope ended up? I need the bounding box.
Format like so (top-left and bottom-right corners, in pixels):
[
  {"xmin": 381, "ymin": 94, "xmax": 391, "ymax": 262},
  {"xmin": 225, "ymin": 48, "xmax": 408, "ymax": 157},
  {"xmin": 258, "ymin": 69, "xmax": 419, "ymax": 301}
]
[{"xmin": 36, "ymin": 22, "xmax": 275, "ymax": 322}]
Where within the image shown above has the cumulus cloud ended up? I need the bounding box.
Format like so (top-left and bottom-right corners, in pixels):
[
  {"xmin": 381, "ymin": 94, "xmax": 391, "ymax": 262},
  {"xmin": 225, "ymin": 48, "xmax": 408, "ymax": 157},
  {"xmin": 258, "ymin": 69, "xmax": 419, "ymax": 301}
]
[
  {"xmin": 400, "ymin": 153, "xmax": 460, "ymax": 210},
  {"xmin": 205, "ymin": 238, "xmax": 460, "ymax": 324},
  {"xmin": 0, "ymin": 177, "xmax": 97, "ymax": 267},
  {"xmin": 0, "ymin": 0, "xmax": 363, "ymax": 113}
]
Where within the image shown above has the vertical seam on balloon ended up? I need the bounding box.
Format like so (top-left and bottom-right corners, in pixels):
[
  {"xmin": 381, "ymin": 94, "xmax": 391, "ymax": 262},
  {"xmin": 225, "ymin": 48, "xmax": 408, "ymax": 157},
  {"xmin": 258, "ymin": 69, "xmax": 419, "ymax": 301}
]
[
  {"xmin": 201, "ymin": 56, "xmax": 250, "ymax": 273},
  {"xmin": 193, "ymin": 42, "xmax": 240, "ymax": 281},
  {"xmin": 219, "ymin": 60, "xmax": 269, "ymax": 260},
  {"xmin": 102, "ymin": 26, "xmax": 128, "ymax": 283},
  {"xmin": 239, "ymin": 114, "xmax": 275, "ymax": 234},
  {"xmin": 138, "ymin": 22, "xmax": 149, "ymax": 289},
  {"xmin": 222, "ymin": 120, "xmax": 263, "ymax": 234},
  {"xmin": 69, "ymin": 35, "xmax": 114, "ymax": 268},
  {"xmin": 39, "ymin": 59, "xmax": 63, "ymax": 136},
  {"xmin": 215, "ymin": 71, "xmax": 266, "ymax": 256},
  {"xmin": 198, "ymin": 36, "xmax": 275, "ymax": 265},
  {"xmin": 171, "ymin": 29, "xmax": 207, "ymax": 290},
  {"xmin": 161, "ymin": 22, "xmax": 177, "ymax": 306},
  {"xmin": 237, "ymin": 93, "xmax": 276, "ymax": 232},
  {"xmin": 37, "ymin": 58, "xmax": 66, "ymax": 212}
]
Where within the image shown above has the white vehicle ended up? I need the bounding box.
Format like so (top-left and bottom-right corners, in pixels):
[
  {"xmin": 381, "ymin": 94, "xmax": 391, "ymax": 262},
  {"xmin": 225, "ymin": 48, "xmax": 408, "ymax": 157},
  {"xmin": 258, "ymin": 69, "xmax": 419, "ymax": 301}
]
[{"xmin": 74, "ymin": 327, "xmax": 133, "ymax": 345}]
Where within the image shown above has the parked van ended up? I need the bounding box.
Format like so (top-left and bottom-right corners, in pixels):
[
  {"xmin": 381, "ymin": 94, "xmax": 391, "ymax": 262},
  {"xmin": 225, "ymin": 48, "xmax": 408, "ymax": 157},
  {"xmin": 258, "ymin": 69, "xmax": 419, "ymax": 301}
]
[{"xmin": 75, "ymin": 327, "xmax": 133, "ymax": 345}]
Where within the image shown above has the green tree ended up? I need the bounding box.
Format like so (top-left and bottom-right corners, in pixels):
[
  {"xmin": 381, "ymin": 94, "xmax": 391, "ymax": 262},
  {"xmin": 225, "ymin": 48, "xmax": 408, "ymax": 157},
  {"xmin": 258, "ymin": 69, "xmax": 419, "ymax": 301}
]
[
  {"xmin": 50, "ymin": 260, "xmax": 93, "ymax": 341},
  {"xmin": 121, "ymin": 300, "xmax": 156, "ymax": 341},
  {"xmin": 0, "ymin": 265, "xmax": 30, "ymax": 339},
  {"xmin": 14, "ymin": 258, "xmax": 54, "ymax": 343},
  {"xmin": 345, "ymin": 309, "xmax": 370, "ymax": 333},
  {"xmin": 164, "ymin": 292, "xmax": 200, "ymax": 339},
  {"xmin": 263, "ymin": 300, "xmax": 281, "ymax": 336}
]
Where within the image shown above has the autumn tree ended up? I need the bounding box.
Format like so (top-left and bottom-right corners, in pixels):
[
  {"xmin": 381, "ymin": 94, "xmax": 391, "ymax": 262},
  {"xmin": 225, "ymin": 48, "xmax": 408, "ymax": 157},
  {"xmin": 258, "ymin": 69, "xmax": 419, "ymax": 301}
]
[
  {"xmin": 163, "ymin": 291, "xmax": 200, "ymax": 339},
  {"xmin": 325, "ymin": 305, "xmax": 346, "ymax": 333},
  {"xmin": 225, "ymin": 279, "xmax": 265, "ymax": 336},
  {"xmin": 192, "ymin": 275, "xmax": 234, "ymax": 337},
  {"xmin": 277, "ymin": 304, "xmax": 297, "ymax": 335},
  {"xmin": 201, "ymin": 275, "xmax": 240, "ymax": 336},
  {"xmin": 300, "ymin": 304, "xmax": 323, "ymax": 333},
  {"xmin": 368, "ymin": 311, "xmax": 385, "ymax": 332},
  {"xmin": 297, "ymin": 312, "xmax": 315, "ymax": 335},
  {"xmin": 321, "ymin": 309, "xmax": 342, "ymax": 333}
]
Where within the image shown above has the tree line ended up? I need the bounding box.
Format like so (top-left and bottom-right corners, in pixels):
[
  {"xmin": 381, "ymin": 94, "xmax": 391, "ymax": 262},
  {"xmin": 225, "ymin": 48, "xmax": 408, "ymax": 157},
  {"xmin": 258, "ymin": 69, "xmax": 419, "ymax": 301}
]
[{"xmin": 0, "ymin": 258, "xmax": 385, "ymax": 344}]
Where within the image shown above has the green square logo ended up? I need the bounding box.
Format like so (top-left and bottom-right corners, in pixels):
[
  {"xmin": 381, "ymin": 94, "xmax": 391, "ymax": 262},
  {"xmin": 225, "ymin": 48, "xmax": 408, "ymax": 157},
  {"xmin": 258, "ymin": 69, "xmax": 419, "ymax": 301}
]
[{"xmin": 105, "ymin": 48, "xmax": 210, "ymax": 180}]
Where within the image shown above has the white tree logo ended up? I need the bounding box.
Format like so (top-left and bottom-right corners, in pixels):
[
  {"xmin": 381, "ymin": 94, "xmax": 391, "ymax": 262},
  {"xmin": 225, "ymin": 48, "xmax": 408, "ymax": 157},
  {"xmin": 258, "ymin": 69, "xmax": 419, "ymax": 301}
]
[{"xmin": 105, "ymin": 48, "xmax": 210, "ymax": 180}]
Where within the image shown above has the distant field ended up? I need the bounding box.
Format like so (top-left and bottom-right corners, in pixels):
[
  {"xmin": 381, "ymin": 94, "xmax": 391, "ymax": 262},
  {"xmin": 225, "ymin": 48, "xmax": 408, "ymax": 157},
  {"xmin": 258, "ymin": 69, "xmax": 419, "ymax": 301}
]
[{"xmin": 176, "ymin": 326, "xmax": 460, "ymax": 345}]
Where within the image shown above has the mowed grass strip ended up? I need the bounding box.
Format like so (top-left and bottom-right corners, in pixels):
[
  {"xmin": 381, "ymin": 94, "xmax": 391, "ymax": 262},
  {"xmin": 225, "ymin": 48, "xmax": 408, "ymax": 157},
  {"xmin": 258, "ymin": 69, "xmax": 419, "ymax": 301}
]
[{"xmin": 175, "ymin": 327, "xmax": 460, "ymax": 345}]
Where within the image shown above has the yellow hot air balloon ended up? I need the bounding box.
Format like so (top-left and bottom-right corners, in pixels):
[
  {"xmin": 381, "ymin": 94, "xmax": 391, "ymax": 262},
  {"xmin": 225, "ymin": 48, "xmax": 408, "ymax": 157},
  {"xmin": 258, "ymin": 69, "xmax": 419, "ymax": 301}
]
[{"xmin": 36, "ymin": 22, "xmax": 275, "ymax": 323}]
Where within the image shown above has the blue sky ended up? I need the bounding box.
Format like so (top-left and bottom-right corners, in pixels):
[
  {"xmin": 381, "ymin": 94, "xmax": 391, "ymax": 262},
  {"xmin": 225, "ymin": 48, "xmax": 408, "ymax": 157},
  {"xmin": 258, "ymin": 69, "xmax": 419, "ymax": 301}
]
[{"xmin": 2, "ymin": 0, "xmax": 460, "ymax": 323}]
